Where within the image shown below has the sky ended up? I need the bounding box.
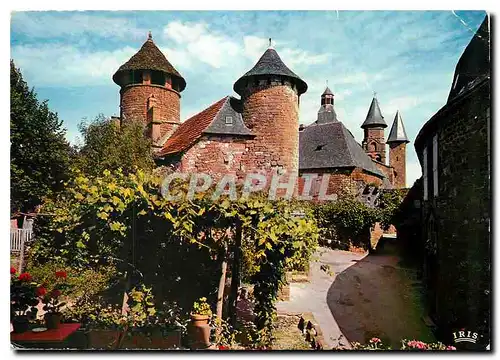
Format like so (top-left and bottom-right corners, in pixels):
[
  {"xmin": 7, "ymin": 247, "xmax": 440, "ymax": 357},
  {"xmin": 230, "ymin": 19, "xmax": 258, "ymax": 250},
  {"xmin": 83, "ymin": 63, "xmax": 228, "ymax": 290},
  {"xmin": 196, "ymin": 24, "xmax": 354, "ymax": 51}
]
[{"xmin": 10, "ymin": 10, "xmax": 487, "ymax": 187}]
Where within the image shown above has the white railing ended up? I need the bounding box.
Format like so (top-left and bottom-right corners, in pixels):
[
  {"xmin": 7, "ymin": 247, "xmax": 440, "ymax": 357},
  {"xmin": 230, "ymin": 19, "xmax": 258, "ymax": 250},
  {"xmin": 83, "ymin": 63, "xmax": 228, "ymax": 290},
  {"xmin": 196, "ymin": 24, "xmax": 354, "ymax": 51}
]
[{"xmin": 10, "ymin": 228, "xmax": 33, "ymax": 253}]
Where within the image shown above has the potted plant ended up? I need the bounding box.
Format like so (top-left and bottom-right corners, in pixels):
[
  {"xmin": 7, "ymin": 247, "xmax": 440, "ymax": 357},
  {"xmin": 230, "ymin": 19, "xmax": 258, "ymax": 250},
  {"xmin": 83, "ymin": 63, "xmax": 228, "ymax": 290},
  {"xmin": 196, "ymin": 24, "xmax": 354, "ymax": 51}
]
[
  {"xmin": 120, "ymin": 285, "xmax": 183, "ymax": 349},
  {"xmin": 40, "ymin": 270, "xmax": 71, "ymax": 329},
  {"xmin": 189, "ymin": 297, "xmax": 213, "ymax": 349},
  {"xmin": 10, "ymin": 268, "xmax": 39, "ymax": 333}
]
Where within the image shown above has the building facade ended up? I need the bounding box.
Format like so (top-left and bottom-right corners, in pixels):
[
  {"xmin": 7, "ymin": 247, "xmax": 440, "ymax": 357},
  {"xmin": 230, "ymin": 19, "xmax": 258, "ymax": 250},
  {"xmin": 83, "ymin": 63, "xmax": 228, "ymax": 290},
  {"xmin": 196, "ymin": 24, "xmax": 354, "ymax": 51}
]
[
  {"xmin": 414, "ymin": 16, "xmax": 490, "ymax": 348},
  {"xmin": 112, "ymin": 34, "xmax": 409, "ymax": 197}
]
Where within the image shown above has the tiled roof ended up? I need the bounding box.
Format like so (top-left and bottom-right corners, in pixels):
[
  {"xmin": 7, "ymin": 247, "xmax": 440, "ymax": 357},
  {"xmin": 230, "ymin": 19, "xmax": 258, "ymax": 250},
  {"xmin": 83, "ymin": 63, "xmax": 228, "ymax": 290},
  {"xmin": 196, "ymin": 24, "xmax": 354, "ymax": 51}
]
[
  {"xmin": 387, "ymin": 111, "xmax": 410, "ymax": 143},
  {"xmin": 157, "ymin": 98, "xmax": 227, "ymax": 156},
  {"xmin": 156, "ymin": 97, "xmax": 253, "ymax": 156},
  {"xmin": 113, "ymin": 34, "xmax": 186, "ymax": 91},
  {"xmin": 299, "ymin": 121, "xmax": 385, "ymax": 177},
  {"xmin": 233, "ymin": 48, "xmax": 308, "ymax": 95},
  {"xmin": 361, "ymin": 97, "xmax": 387, "ymax": 128}
]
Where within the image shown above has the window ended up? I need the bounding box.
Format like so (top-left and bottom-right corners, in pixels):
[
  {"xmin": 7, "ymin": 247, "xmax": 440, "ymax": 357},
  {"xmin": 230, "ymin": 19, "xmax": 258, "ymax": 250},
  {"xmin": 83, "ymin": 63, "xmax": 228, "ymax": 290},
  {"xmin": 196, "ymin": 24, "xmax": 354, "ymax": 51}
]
[
  {"xmin": 225, "ymin": 116, "xmax": 233, "ymax": 125},
  {"xmin": 315, "ymin": 145, "xmax": 325, "ymax": 151},
  {"xmin": 433, "ymin": 134, "xmax": 438, "ymax": 196},
  {"xmin": 423, "ymin": 146, "xmax": 428, "ymax": 200}
]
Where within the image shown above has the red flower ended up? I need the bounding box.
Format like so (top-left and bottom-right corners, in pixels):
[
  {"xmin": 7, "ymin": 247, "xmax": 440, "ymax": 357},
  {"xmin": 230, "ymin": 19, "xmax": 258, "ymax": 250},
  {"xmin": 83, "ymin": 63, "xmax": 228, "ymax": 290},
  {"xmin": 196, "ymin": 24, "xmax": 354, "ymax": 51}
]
[
  {"xmin": 55, "ymin": 270, "xmax": 67, "ymax": 279},
  {"xmin": 18, "ymin": 272, "xmax": 32, "ymax": 282},
  {"xmin": 36, "ymin": 287, "xmax": 47, "ymax": 297},
  {"xmin": 10, "ymin": 267, "xmax": 16, "ymax": 275},
  {"xmin": 51, "ymin": 289, "xmax": 61, "ymax": 298},
  {"xmin": 218, "ymin": 346, "xmax": 229, "ymax": 350},
  {"xmin": 369, "ymin": 337, "xmax": 381, "ymax": 344}
]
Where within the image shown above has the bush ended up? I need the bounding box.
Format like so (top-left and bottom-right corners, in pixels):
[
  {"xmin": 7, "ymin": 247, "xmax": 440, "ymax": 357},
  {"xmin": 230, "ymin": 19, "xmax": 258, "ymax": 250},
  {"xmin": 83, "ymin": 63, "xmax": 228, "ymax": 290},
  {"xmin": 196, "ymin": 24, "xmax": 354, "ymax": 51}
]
[
  {"xmin": 26, "ymin": 261, "xmax": 117, "ymax": 302},
  {"xmin": 313, "ymin": 196, "xmax": 379, "ymax": 250}
]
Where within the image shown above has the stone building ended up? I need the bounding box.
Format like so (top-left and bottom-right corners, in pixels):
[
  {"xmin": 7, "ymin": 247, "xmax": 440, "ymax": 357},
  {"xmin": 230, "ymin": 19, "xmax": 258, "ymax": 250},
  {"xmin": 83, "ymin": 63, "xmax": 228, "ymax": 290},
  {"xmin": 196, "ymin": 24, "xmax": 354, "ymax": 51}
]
[
  {"xmin": 414, "ymin": 16, "xmax": 490, "ymax": 347},
  {"xmin": 112, "ymin": 33, "xmax": 409, "ymax": 196}
]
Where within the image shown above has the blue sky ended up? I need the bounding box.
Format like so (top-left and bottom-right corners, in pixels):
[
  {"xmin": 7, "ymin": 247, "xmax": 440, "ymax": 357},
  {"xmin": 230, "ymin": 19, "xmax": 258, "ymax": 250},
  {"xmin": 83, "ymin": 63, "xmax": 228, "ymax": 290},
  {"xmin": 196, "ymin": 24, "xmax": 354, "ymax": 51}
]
[{"xmin": 10, "ymin": 10, "xmax": 487, "ymax": 187}]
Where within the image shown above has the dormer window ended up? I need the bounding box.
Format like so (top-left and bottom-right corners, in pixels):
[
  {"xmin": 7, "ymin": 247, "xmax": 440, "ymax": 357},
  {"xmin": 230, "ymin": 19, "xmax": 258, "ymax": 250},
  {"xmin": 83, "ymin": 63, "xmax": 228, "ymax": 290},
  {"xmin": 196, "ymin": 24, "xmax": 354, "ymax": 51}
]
[
  {"xmin": 315, "ymin": 145, "xmax": 325, "ymax": 151},
  {"xmin": 225, "ymin": 116, "xmax": 233, "ymax": 125}
]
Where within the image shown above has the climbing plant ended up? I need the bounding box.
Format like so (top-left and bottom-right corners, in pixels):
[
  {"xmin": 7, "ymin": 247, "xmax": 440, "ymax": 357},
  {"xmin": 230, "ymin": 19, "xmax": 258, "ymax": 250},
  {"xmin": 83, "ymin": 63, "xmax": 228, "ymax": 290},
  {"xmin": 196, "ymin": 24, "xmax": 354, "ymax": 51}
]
[{"xmin": 32, "ymin": 169, "xmax": 319, "ymax": 346}]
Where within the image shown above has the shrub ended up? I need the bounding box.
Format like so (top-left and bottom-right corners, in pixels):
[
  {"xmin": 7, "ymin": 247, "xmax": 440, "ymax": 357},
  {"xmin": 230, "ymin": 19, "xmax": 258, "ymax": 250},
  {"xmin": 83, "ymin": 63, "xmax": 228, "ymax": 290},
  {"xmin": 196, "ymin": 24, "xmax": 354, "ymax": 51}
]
[{"xmin": 314, "ymin": 196, "xmax": 379, "ymax": 250}]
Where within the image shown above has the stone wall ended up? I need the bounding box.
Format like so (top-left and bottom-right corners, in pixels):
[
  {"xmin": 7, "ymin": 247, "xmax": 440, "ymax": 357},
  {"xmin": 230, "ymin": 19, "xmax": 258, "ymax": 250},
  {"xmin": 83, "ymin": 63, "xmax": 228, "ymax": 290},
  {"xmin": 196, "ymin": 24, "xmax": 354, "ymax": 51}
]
[
  {"xmin": 240, "ymin": 83, "xmax": 299, "ymax": 177},
  {"xmin": 180, "ymin": 135, "xmax": 248, "ymax": 181},
  {"xmin": 299, "ymin": 168, "xmax": 384, "ymax": 201},
  {"xmin": 418, "ymin": 80, "xmax": 490, "ymax": 343},
  {"xmin": 120, "ymin": 84, "xmax": 180, "ymax": 134},
  {"xmin": 389, "ymin": 143, "xmax": 407, "ymax": 188}
]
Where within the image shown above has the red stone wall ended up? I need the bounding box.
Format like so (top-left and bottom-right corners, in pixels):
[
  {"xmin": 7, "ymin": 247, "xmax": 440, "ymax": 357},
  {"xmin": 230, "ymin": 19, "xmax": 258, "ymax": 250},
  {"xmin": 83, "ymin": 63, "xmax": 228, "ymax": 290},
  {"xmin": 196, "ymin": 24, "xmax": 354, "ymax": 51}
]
[
  {"xmin": 120, "ymin": 84, "xmax": 180, "ymax": 134},
  {"xmin": 180, "ymin": 135, "xmax": 248, "ymax": 181},
  {"xmin": 240, "ymin": 84, "xmax": 299, "ymax": 177},
  {"xmin": 299, "ymin": 168, "xmax": 384, "ymax": 201},
  {"xmin": 363, "ymin": 128, "xmax": 386, "ymax": 163},
  {"xmin": 373, "ymin": 161, "xmax": 394, "ymax": 186},
  {"xmin": 389, "ymin": 143, "xmax": 407, "ymax": 188}
]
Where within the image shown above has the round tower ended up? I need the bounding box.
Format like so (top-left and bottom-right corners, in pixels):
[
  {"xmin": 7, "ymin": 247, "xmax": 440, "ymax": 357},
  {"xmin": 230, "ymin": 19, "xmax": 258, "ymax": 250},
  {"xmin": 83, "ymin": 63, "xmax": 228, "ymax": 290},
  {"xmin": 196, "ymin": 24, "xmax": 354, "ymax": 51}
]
[
  {"xmin": 233, "ymin": 41, "xmax": 307, "ymax": 177},
  {"xmin": 361, "ymin": 95, "xmax": 388, "ymax": 163},
  {"xmin": 387, "ymin": 110, "xmax": 410, "ymax": 188},
  {"xmin": 113, "ymin": 32, "xmax": 186, "ymax": 148}
]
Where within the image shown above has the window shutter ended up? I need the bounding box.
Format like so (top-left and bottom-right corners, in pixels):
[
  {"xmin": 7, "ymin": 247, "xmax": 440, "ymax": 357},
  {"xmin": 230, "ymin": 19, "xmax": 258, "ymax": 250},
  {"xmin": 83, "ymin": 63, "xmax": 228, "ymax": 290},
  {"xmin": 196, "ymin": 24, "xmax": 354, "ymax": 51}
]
[
  {"xmin": 433, "ymin": 135, "xmax": 438, "ymax": 196},
  {"xmin": 423, "ymin": 147, "xmax": 428, "ymax": 200}
]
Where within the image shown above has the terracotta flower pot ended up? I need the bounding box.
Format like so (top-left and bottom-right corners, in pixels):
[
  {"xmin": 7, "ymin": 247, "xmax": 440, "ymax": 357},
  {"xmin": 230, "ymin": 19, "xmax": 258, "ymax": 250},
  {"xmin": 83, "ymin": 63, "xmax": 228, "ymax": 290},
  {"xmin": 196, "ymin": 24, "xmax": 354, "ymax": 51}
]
[
  {"xmin": 12, "ymin": 316, "xmax": 29, "ymax": 334},
  {"xmin": 44, "ymin": 312, "xmax": 62, "ymax": 329},
  {"xmin": 189, "ymin": 313, "xmax": 211, "ymax": 349}
]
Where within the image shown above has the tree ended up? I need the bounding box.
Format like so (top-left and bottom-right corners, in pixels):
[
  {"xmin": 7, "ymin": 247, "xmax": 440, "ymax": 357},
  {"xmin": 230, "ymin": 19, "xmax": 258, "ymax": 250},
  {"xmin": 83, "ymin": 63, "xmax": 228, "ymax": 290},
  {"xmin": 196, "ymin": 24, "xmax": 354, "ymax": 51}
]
[
  {"xmin": 75, "ymin": 115, "xmax": 154, "ymax": 177},
  {"xmin": 10, "ymin": 60, "xmax": 72, "ymax": 214}
]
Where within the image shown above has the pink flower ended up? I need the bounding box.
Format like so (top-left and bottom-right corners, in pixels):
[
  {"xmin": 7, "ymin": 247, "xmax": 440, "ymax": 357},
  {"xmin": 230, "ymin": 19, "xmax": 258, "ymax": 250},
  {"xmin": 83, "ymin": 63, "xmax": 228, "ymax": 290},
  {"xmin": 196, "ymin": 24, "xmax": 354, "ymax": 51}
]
[
  {"xmin": 446, "ymin": 346, "xmax": 456, "ymax": 350},
  {"xmin": 407, "ymin": 340, "xmax": 428, "ymax": 350},
  {"xmin": 369, "ymin": 337, "xmax": 381, "ymax": 344}
]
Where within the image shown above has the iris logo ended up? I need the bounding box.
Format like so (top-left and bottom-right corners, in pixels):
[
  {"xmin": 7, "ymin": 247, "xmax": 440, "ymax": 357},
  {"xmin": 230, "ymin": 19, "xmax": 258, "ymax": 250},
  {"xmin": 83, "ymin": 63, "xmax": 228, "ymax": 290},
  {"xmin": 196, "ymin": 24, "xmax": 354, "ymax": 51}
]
[{"xmin": 452, "ymin": 329, "xmax": 479, "ymax": 344}]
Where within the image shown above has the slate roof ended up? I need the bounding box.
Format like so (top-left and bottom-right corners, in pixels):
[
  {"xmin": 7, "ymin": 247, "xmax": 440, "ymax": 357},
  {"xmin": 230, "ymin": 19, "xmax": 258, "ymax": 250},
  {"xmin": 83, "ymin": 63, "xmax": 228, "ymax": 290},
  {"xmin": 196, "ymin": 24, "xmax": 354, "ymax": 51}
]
[
  {"xmin": 361, "ymin": 97, "xmax": 387, "ymax": 128},
  {"xmin": 322, "ymin": 86, "xmax": 334, "ymax": 96},
  {"xmin": 387, "ymin": 111, "xmax": 410, "ymax": 144},
  {"xmin": 299, "ymin": 121, "xmax": 385, "ymax": 178},
  {"xmin": 317, "ymin": 104, "xmax": 338, "ymax": 124},
  {"xmin": 113, "ymin": 33, "xmax": 186, "ymax": 91},
  {"xmin": 233, "ymin": 48, "xmax": 308, "ymax": 95},
  {"xmin": 157, "ymin": 96, "xmax": 252, "ymax": 156},
  {"xmin": 447, "ymin": 15, "xmax": 490, "ymax": 102}
]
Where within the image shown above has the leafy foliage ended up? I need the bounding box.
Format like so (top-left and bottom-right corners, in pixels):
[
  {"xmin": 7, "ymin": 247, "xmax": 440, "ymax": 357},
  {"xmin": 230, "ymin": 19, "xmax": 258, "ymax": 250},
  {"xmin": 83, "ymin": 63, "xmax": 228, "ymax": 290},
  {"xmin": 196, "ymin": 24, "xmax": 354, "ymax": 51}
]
[
  {"xmin": 10, "ymin": 60, "xmax": 72, "ymax": 213},
  {"xmin": 191, "ymin": 297, "xmax": 212, "ymax": 316},
  {"xmin": 75, "ymin": 115, "xmax": 155, "ymax": 177},
  {"xmin": 376, "ymin": 188, "xmax": 409, "ymax": 230},
  {"xmin": 10, "ymin": 269, "xmax": 39, "ymax": 318},
  {"xmin": 32, "ymin": 169, "xmax": 320, "ymax": 346},
  {"xmin": 313, "ymin": 195, "xmax": 379, "ymax": 250}
]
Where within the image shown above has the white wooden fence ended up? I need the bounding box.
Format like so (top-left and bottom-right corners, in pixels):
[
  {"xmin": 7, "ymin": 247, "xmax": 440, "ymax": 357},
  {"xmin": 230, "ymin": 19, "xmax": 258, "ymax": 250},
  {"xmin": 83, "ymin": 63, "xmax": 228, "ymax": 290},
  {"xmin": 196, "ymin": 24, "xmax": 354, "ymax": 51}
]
[{"xmin": 10, "ymin": 228, "xmax": 32, "ymax": 253}]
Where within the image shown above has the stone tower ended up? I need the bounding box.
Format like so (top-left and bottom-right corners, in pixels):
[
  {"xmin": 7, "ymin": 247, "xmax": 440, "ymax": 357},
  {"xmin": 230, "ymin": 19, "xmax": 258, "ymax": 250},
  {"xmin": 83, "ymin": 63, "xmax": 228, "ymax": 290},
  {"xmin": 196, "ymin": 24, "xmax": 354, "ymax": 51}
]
[
  {"xmin": 361, "ymin": 96, "xmax": 388, "ymax": 163},
  {"xmin": 387, "ymin": 110, "xmax": 410, "ymax": 188},
  {"xmin": 233, "ymin": 42, "xmax": 308, "ymax": 177},
  {"xmin": 113, "ymin": 32, "xmax": 186, "ymax": 149}
]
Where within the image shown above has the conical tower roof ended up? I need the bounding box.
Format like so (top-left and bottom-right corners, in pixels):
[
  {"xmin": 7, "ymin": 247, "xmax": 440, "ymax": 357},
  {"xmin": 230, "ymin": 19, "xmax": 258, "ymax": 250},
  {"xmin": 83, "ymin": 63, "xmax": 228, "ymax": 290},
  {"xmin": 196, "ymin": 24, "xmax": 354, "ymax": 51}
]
[
  {"xmin": 322, "ymin": 86, "xmax": 334, "ymax": 96},
  {"xmin": 113, "ymin": 32, "xmax": 186, "ymax": 91},
  {"xmin": 233, "ymin": 47, "xmax": 308, "ymax": 95},
  {"xmin": 387, "ymin": 111, "xmax": 410, "ymax": 143},
  {"xmin": 361, "ymin": 97, "xmax": 387, "ymax": 128}
]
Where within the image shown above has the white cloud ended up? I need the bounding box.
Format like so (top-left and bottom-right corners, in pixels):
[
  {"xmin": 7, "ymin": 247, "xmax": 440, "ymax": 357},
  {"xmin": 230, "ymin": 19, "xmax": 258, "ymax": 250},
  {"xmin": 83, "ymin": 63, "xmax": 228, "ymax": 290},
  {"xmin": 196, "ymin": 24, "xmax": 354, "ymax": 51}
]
[
  {"xmin": 163, "ymin": 21, "xmax": 240, "ymax": 68},
  {"xmin": 11, "ymin": 44, "xmax": 137, "ymax": 87}
]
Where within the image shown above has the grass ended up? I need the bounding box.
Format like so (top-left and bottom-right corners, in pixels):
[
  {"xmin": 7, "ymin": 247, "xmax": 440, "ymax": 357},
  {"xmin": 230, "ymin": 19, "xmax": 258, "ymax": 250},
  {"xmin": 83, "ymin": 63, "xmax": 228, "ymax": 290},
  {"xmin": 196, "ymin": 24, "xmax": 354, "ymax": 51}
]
[{"xmin": 271, "ymin": 315, "xmax": 312, "ymax": 350}]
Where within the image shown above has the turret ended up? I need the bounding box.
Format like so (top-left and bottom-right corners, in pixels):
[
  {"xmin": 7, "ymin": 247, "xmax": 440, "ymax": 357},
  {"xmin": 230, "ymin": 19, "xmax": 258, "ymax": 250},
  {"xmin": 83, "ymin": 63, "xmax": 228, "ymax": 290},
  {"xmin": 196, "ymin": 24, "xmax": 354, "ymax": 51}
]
[
  {"xmin": 316, "ymin": 86, "xmax": 338, "ymax": 124},
  {"xmin": 113, "ymin": 32, "xmax": 186, "ymax": 149},
  {"xmin": 361, "ymin": 95, "xmax": 387, "ymax": 163},
  {"xmin": 387, "ymin": 110, "xmax": 410, "ymax": 188},
  {"xmin": 234, "ymin": 40, "xmax": 307, "ymax": 176}
]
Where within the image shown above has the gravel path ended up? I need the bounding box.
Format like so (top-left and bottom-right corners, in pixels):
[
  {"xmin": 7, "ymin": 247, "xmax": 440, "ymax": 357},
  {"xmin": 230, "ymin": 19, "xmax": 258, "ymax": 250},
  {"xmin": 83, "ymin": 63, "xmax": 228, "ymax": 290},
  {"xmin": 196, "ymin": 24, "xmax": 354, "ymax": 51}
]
[
  {"xmin": 277, "ymin": 246, "xmax": 434, "ymax": 349},
  {"xmin": 277, "ymin": 248, "xmax": 366, "ymax": 349}
]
